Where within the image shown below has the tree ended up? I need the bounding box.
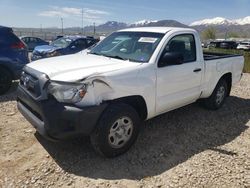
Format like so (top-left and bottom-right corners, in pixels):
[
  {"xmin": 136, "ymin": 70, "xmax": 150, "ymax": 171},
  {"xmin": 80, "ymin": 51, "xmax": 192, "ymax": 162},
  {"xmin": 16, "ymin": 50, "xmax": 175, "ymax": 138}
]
[{"xmin": 202, "ymin": 27, "xmax": 216, "ymax": 40}]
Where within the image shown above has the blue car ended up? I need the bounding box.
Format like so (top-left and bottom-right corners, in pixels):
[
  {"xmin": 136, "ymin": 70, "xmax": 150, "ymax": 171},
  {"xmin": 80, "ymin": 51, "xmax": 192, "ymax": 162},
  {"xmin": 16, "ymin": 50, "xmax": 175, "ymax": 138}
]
[
  {"xmin": 20, "ymin": 36, "xmax": 49, "ymax": 52},
  {"xmin": 0, "ymin": 26, "xmax": 29, "ymax": 94},
  {"xmin": 31, "ymin": 36, "xmax": 98, "ymax": 61}
]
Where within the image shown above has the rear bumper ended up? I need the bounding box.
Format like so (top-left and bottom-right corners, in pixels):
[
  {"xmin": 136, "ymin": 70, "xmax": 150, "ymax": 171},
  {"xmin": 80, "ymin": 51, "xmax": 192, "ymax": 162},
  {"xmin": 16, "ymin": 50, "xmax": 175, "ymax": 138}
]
[{"xmin": 17, "ymin": 85, "xmax": 107, "ymax": 140}]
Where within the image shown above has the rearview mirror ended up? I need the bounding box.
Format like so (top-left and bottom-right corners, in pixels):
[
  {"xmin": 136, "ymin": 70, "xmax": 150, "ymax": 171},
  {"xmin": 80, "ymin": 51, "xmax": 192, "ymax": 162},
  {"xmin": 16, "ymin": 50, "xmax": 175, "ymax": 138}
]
[{"xmin": 158, "ymin": 52, "xmax": 184, "ymax": 67}]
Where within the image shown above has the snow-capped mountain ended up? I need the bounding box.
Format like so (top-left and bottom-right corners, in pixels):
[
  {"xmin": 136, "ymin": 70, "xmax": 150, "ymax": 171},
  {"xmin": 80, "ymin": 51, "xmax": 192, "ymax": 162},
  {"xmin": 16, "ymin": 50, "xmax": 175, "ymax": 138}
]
[
  {"xmin": 190, "ymin": 16, "xmax": 250, "ymax": 26},
  {"xmin": 190, "ymin": 17, "xmax": 234, "ymax": 26},
  {"xmin": 133, "ymin": 20, "xmax": 158, "ymax": 26},
  {"xmin": 235, "ymin": 16, "xmax": 250, "ymax": 25},
  {"xmin": 83, "ymin": 20, "xmax": 188, "ymax": 33},
  {"xmin": 131, "ymin": 20, "xmax": 188, "ymax": 28}
]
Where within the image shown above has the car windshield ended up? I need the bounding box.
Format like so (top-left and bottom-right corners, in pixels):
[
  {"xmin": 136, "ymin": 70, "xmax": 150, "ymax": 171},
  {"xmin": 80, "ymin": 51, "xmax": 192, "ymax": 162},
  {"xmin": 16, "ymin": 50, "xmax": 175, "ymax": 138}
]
[
  {"xmin": 89, "ymin": 31, "xmax": 164, "ymax": 62},
  {"xmin": 51, "ymin": 38, "xmax": 72, "ymax": 48}
]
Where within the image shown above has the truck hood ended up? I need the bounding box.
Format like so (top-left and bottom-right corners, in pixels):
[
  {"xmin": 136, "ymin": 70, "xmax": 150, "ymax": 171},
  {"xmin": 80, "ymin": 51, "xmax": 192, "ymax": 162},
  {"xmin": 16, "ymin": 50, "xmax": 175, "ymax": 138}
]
[{"xmin": 27, "ymin": 53, "xmax": 142, "ymax": 81}]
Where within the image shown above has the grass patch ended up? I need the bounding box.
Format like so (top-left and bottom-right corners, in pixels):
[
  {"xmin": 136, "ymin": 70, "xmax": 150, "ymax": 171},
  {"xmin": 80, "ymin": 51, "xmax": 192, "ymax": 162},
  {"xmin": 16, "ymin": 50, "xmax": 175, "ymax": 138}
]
[{"xmin": 203, "ymin": 48, "xmax": 250, "ymax": 73}]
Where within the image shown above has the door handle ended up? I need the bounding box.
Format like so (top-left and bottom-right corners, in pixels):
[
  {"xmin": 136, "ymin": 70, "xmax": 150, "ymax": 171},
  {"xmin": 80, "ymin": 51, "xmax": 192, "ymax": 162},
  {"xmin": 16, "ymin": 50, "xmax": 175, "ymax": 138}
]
[{"xmin": 193, "ymin": 68, "xmax": 202, "ymax": 73}]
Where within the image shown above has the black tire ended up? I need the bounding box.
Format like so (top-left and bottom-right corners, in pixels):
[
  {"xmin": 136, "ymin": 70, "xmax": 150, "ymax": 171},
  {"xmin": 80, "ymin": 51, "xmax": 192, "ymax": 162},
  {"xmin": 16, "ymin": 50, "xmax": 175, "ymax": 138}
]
[
  {"xmin": 90, "ymin": 103, "xmax": 141, "ymax": 158},
  {"xmin": 203, "ymin": 79, "xmax": 228, "ymax": 110},
  {"xmin": 0, "ymin": 67, "xmax": 12, "ymax": 95}
]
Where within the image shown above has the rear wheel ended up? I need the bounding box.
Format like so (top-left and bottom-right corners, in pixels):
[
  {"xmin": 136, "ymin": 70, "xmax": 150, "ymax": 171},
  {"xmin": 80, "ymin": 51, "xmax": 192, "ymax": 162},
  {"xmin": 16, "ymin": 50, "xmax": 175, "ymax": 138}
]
[
  {"xmin": 90, "ymin": 103, "xmax": 141, "ymax": 158},
  {"xmin": 0, "ymin": 67, "xmax": 12, "ymax": 95},
  {"xmin": 203, "ymin": 79, "xmax": 228, "ymax": 110}
]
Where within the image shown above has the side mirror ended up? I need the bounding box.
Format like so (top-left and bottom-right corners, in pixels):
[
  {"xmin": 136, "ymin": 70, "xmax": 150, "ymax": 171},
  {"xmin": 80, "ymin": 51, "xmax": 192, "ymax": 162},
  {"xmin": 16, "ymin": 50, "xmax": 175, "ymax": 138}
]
[{"xmin": 158, "ymin": 52, "xmax": 184, "ymax": 67}]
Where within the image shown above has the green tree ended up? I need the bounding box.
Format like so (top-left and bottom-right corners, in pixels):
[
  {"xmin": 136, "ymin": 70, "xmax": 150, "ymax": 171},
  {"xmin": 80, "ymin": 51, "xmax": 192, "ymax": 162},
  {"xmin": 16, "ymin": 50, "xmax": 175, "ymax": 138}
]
[{"xmin": 202, "ymin": 27, "xmax": 216, "ymax": 40}]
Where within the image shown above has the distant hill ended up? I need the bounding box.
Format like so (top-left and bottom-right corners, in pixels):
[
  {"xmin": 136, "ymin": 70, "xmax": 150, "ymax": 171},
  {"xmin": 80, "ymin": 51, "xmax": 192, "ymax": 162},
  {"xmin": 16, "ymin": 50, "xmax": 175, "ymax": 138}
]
[{"xmin": 84, "ymin": 21, "xmax": 128, "ymax": 33}]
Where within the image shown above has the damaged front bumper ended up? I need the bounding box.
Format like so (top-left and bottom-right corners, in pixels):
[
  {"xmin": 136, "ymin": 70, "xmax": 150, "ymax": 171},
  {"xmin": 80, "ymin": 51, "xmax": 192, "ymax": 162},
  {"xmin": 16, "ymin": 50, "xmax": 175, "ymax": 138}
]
[{"xmin": 17, "ymin": 85, "xmax": 108, "ymax": 140}]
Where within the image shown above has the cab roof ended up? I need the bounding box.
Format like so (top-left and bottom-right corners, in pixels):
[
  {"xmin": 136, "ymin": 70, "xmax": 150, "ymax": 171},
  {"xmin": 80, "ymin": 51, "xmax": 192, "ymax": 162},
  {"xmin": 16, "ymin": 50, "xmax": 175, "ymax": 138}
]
[{"xmin": 119, "ymin": 27, "xmax": 195, "ymax": 34}]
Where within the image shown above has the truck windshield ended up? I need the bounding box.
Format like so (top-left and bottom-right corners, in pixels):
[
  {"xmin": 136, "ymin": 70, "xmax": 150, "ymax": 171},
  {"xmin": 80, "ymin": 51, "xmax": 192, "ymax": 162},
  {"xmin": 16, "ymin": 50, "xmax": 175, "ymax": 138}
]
[{"xmin": 89, "ymin": 32, "xmax": 164, "ymax": 62}]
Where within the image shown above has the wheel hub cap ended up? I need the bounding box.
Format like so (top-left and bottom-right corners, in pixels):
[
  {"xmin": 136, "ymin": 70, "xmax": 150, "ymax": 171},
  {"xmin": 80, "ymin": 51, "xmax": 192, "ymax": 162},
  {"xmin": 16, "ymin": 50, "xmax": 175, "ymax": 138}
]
[
  {"xmin": 108, "ymin": 117, "xmax": 133, "ymax": 148},
  {"xmin": 216, "ymin": 86, "xmax": 225, "ymax": 105}
]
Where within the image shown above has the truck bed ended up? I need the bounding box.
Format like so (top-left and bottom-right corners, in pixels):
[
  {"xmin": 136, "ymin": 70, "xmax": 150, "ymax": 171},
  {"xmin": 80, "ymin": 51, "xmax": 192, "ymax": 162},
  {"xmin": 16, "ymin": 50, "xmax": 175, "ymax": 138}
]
[{"xmin": 203, "ymin": 52, "xmax": 242, "ymax": 61}]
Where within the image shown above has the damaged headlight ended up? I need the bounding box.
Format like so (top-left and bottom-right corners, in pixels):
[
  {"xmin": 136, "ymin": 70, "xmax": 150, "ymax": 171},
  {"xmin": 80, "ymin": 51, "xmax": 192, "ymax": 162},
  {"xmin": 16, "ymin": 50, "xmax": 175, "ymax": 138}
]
[
  {"xmin": 48, "ymin": 81, "xmax": 87, "ymax": 103},
  {"xmin": 47, "ymin": 51, "xmax": 60, "ymax": 58}
]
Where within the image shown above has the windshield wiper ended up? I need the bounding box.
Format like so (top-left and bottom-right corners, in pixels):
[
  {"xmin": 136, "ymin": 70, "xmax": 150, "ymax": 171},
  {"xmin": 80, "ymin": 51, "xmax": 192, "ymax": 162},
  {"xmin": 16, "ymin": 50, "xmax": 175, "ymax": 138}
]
[
  {"xmin": 88, "ymin": 52, "xmax": 128, "ymax": 61},
  {"xmin": 88, "ymin": 52, "xmax": 102, "ymax": 56},
  {"xmin": 102, "ymin": 54, "xmax": 128, "ymax": 61}
]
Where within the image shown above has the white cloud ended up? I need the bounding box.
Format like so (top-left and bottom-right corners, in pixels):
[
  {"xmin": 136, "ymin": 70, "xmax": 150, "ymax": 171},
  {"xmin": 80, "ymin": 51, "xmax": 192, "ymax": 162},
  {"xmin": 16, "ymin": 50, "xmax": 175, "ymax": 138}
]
[{"xmin": 38, "ymin": 6, "xmax": 109, "ymax": 21}]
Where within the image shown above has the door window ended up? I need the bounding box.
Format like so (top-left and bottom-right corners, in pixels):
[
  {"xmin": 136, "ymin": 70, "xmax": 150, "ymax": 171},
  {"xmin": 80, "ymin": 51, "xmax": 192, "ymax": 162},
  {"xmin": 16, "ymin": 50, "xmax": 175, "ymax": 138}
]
[
  {"xmin": 163, "ymin": 34, "xmax": 196, "ymax": 63},
  {"xmin": 73, "ymin": 39, "xmax": 87, "ymax": 49}
]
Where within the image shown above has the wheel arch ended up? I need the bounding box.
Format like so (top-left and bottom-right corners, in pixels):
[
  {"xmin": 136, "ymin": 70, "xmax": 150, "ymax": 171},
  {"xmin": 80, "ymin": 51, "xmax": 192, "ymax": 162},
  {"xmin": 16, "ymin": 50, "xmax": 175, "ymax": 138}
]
[
  {"xmin": 109, "ymin": 95, "xmax": 148, "ymax": 121},
  {"xmin": 220, "ymin": 72, "xmax": 232, "ymax": 96}
]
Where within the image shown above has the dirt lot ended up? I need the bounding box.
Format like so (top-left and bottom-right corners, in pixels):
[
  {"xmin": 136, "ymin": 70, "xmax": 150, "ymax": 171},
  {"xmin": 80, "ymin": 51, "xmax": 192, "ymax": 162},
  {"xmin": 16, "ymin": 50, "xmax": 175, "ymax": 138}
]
[{"xmin": 0, "ymin": 75, "xmax": 250, "ymax": 188}]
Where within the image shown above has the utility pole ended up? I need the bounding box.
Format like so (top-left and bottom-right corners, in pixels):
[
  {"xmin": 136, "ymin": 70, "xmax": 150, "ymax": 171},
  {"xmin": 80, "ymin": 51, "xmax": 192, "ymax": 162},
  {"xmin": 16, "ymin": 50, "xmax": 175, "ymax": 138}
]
[
  {"xmin": 93, "ymin": 22, "xmax": 96, "ymax": 36},
  {"xmin": 81, "ymin": 8, "xmax": 84, "ymax": 35},
  {"xmin": 61, "ymin": 18, "xmax": 64, "ymax": 35}
]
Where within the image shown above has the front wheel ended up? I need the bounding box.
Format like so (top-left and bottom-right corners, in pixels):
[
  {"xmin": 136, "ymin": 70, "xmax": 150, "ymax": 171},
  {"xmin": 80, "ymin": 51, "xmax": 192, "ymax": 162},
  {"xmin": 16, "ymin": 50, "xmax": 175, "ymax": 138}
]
[
  {"xmin": 90, "ymin": 103, "xmax": 141, "ymax": 158},
  {"xmin": 203, "ymin": 79, "xmax": 228, "ymax": 110}
]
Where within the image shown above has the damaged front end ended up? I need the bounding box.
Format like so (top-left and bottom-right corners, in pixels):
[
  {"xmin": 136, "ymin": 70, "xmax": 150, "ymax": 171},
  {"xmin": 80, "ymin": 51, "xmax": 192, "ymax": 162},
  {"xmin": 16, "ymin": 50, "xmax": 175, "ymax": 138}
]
[{"xmin": 48, "ymin": 74, "xmax": 114, "ymax": 107}]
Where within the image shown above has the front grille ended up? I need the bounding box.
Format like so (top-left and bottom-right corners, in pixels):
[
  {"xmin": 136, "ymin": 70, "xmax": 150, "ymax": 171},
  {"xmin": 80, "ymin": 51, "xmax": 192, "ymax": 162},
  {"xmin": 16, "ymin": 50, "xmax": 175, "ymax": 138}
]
[
  {"xmin": 19, "ymin": 99, "xmax": 43, "ymax": 121},
  {"xmin": 20, "ymin": 72, "xmax": 41, "ymax": 98}
]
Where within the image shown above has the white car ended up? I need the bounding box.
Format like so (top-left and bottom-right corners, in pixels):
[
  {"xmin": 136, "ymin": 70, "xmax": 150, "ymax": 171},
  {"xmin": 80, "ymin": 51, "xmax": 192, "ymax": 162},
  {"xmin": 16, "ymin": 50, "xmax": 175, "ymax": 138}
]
[
  {"xmin": 237, "ymin": 42, "xmax": 250, "ymax": 50},
  {"xmin": 17, "ymin": 27, "xmax": 244, "ymax": 157}
]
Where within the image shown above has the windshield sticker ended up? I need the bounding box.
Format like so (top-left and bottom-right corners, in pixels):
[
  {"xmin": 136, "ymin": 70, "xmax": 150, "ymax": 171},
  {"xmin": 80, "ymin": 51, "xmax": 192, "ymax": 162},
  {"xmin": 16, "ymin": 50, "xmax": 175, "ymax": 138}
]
[{"xmin": 138, "ymin": 37, "xmax": 158, "ymax": 43}]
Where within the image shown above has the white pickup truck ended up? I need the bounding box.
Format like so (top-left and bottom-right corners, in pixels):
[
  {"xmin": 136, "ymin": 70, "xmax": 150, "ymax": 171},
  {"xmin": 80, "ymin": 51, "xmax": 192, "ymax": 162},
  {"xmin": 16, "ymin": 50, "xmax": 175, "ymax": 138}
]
[{"xmin": 17, "ymin": 27, "xmax": 244, "ymax": 157}]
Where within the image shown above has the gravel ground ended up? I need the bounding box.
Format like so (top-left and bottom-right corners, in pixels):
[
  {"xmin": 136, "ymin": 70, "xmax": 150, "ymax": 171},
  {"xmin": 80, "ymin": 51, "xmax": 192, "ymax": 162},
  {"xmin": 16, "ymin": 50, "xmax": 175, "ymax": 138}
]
[{"xmin": 0, "ymin": 75, "xmax": 250, "ymax": 188}]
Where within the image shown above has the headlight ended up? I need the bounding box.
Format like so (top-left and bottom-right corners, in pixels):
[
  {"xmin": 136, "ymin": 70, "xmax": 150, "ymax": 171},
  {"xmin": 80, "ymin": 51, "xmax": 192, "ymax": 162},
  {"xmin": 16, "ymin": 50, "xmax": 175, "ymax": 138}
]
[
  {"xmin": 47, "ymin": 51, "xmax": 60, "ymax": 57},
  {"xmin": 48, "ymin": 81, "xmax": 87, "ymax": 103}
]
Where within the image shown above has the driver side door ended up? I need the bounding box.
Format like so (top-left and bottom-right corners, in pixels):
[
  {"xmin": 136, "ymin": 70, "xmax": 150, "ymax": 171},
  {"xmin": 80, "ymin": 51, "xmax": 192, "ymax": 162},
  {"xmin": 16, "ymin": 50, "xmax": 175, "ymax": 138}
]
[{"xmin": 156, "ymin": 34, "xmax": 202, "ymax": 115}]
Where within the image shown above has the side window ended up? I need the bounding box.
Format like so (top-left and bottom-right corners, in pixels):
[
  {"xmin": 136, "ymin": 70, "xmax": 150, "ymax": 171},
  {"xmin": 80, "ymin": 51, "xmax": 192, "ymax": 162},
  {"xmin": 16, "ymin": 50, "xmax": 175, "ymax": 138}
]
[
  {"xmin": 30, "ymin": 37, "xmax": 37, "ymax": 43},
  {"xmin": 86, "ymin": 39, "xmax": 94, "ymax": 47},
  {"xmin": 164, "ymin": 34, "xmax": 196, "ymax": 63},
  {"xmin": 73, "ymin": 39, "xmax": 86, "ymax": 49},
  {"xmin": 23, "ymin": 37, "xmax": 29, "ymax": 43}
]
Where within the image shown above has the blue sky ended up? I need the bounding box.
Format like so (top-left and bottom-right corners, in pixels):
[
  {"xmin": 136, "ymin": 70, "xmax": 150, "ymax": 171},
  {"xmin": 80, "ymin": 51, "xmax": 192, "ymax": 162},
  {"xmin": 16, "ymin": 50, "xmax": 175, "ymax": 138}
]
[{"xmin": 1, "ymin": 0, "xmax": 250, "ymax": 28}]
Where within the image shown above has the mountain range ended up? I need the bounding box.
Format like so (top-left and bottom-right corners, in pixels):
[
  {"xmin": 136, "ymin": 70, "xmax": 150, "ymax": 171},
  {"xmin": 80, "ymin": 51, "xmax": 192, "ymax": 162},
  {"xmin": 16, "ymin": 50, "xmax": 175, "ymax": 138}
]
[
  {"xmin": 190, "ymin": 17, "xmax": 250, "ymax": 38},
  {"xmin": 14, "ymin": 17, "xmax": 250, "ymax": 39},
  {"xmin": 190, "ymin": 17, "xmax": 250, "ymax": 26},
  {"xmin": 82, "ymin": 17, "xmax": 250, "ymax": 38},
  {"xmin": 82, "ymin": 20, "xmax": 188, "ymax": 33}
]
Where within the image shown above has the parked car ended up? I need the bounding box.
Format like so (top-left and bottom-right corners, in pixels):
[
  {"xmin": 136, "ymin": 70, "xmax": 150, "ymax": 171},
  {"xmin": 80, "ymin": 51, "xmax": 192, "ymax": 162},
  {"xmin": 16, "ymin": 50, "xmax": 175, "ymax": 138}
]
[
  {"xmin": 0, "ymin": 26, "xmax": 29, "ymax": 94},
  {"xmin": 219, "ymin": 41, "xmax": 237, "ymax": 49},
  {"xmin": 55, "ymin": 35, "xmax": 63, "ymax": 40},
  {"xmin": 17, "ymin": 27, "xmax": 244, "ymax": 157},
  {"xmin": 208, "ymin": 41, "xmax": 222, "ymax": 49},
  {"xmin": 31, "ymin": 36, "xmax": 98, "ymax": 61},
  {"xmin": 20, "ymin": 36, "xmax": 49, "ymax": 52},
  {"xmin": 237, "ymin": 42, "xmax": 250, "ymax": 51}
]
